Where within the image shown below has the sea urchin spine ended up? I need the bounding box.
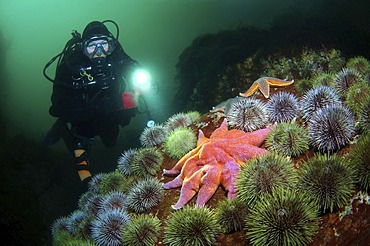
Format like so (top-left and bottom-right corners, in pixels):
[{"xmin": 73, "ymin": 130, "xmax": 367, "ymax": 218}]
[
  {"xmin": 122, "ymin": 214, "xmax": 161, "ymax": 246},
  {"xmin": 297, "ymin": 154, "xmax": 356, "ymax": 213},
  {"xmin": 126, "ymin": 177, "xmax": 164, "ymax": 213},
  {"xmin": 227, "ymin": 97, "xmax": 268, "ymax": 132},
  {"xmin": 266, "ymin": 91, "xmax": 300, "ymax": 123},
  {"xmin": 307, "ymin": 104, "xmax": 355, "ymax": 152},
  {"xmin": 265, "ymin": 122, "xmax": 309, "ymax": 157},
  {"xmin": 246, "ymin": 188, "xmax": 319, "ymax": 246},
  {"xmin": 164, "ymin": 206, "xmax": 221, "ymax": 246},
  {"xmin": 91, "ymin": 208, "xmax": 130, "ymax": 246},
  {"xmin": 236, "ymin": 154, "xmax": 297, "ymax": 208}
]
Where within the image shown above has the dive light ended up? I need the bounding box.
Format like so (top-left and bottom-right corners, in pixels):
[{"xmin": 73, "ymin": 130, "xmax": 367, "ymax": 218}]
[{"xmin": 132, "ymin": 69, "xmax": 155, "ymax": 128}]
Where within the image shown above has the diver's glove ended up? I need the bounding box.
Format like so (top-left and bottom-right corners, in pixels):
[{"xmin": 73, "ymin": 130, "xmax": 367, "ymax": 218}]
[{"xmin": 44, "ymin": 118, "xmax": 69, "ymax": 145}]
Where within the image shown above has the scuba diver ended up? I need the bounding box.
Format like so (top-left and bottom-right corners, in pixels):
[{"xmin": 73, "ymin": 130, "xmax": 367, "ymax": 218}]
[{"xmin": 44, "ymin": 20, "xmax": 148, "ymax": 185}]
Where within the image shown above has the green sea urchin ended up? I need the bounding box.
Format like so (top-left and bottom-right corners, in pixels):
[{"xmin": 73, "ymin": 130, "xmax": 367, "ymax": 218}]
[
  {"xmin": 300, "ymin": 85, "xmax": 342, "ymax": 122},
  {"xmin": 246, "ymin": 188, "xmax": 319, "ymax": 246},
  {"xmin": 99, "ymin": 171, "xmax": 134, "ymax": 195},
  {"xmin": 266, "ymin": 92, "xmax": 300, "ymax": 123},
  {"xmin": 236, "ymin": 154, "xmax": 297, "ymax": 208},
  {"xmin": 164, "ymin": 127, "xmax": 197, "ymax": 159},
  {"xmin": 122, "ymin": 214, "xmax": 161, "ymax": 246},
  {"xmin": 265, "ymin": 122, "xmax": 309, "ymax": 157},
  {"xmin": 117, "ymin": 149, "xmax": 137, "ymax": 176},
  {"xmin": 358, "ymin": 97, "xmax": 370, "ymax": 133},
  {"xmin": 345, "ymin": 56, "xmax": 370, "ymax": 76},
  {"xmin": 130, "ymin": 147, "xmax": 164, "ymax": 177},
  {"xmin": 307, "ymin": 104, "xmax": 355, "ymax": 152},
  {"xmin": 294, "ymin": 78, "xmax": 313, "ymax": 95},
  {"xmin": 126, "ymin": 177, "xmax": 163, "ymax": 213},
  {"xmin": 312, "ymin": 72, "xmax": 335, "ymax": 87},
  {"xmin": 164, "ymin": 206, "xmax": 221, "ymax": 246},
  {"xmin": 139, "ymin": 124, "xmax": 168, "ymax": 147},
  {"xmin": 333, "ymin": 68, "xmax": 362, "ymax": 98},
  {"xmin": 349, "ymin": 133, "xmax": 370, "ymax": 192},
  {"xmin": 345, "ymin": 81, "xmax": 370, "ymax": 116},
  {"xmin": 227, "ymin": 97, "xmax": 268, "ymax": 132},
  {"xmin": 185, "ymin": 111, "xmax": 201, "ymax": 123},
  {"xmin": 214, "ymin": 198, "xmax": 249, "ymax": 233},
  {"xmin": 297, "ymin": 154, "xmax": 356, "ymax": 213},
  {"xmin": 91, "ymin": 208, "xmax": 130, "ymax": 246}
]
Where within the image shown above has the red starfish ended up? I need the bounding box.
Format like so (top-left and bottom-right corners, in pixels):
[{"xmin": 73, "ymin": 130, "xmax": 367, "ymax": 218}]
[{"xmin": 163, "ymin": 119, "xmax": 273, "ymax": 209}]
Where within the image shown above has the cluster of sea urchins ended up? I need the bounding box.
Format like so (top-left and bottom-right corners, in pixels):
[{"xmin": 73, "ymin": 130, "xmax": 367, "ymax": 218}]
[{"xmin": 50, "ymin": 53, "xmax": 370, "ymax": 246}]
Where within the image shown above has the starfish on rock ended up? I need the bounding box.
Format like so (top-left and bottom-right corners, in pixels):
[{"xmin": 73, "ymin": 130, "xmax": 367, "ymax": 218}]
[
  {"xmin": 162, "ymin": 119, "xmax": 274, "ymax": 209},
  {"xmin": 239, "ymin": 77, "xmax": 294, "ymax": 98}
]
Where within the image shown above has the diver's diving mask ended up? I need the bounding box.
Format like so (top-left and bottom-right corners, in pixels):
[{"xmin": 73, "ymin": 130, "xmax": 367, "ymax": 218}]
[{"xmin": 83, "ymin": 36, "xmax": 115, "ymax": 59}]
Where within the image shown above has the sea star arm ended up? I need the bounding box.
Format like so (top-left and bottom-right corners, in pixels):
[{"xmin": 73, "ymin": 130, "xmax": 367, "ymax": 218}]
[
  {"xmin": 195, "ymin": 163, "xmax": 222, "ymax": 208},
  {"xmin": 171, "ymin": 167, "xmax": 204, "ymax": 209},
  {"xmin": 239, "ymin": 79, "xmax": 260, "ymax": 97},
  {"xmin": 223, "ymin": 144, "xmax": 270, "ymax": 163},
  {"xmin": 265, "ymin": 77, "xmax": 294, "ymax": 86},
  {"xmin": 239, "ymin": 125, "xmax": 275, "ymax": 146},
  {"xmin": 239, "ymin": 77, "xmax": 294, "ymax": 98},
  {"xmin": 163, "ymin": 156, "xmax": 203, "ymax": 189},
  {"xmin": 219, "ymin": 160, "xmax": 241, "ymax": 199},
  {"xmin": 163, "ymin": 145, "xmax": 202, "ymax": 176}
]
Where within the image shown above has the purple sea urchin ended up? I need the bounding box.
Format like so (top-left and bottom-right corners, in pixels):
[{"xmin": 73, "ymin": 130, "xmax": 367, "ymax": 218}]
[
  {"xmin": 51, "ymin": 216, "xmax": 69, "ymax": 237},
  {"xmin": 139, "ymin": 124, "xmax": 168, "ymax": 147},
  {"xmin": 131, "ymin": 147, "xmax": 164, "ymax": 177},
  {"xmin": 164, "ymin": 127, "xmax": 197, "ymax": 159},
  {"xmin": 307, "ymin": 104, "xmax": 355, "ymax": 152},
  {"xmin": 227, "ymin": 97, "xmax": 268, "ymax": 132},
  {"xmin": 246, "ymin": 189, "xmax": 319, "ymax": 246},
  {"xmin": 117, "ymin": 148, "xmax": 137, "ymax": 176},
  {"xmin": 349, "ymin": 133, "xmax": 370, "ymax": 192},
  {"xmin": 122, "ymin": 214, "xmax": 161, "ymax": 246},
  {"xmin": 266, "ymin": 92, "xmax": 300, "ymax": 123},
  {"xmin": 164, "ymin": 112, "xmax": 192, "ymax": 131},
  {"xmin": 126, "ymin": 177, "xmax": 163, "ymax": 213},
  {"xmin": 164, "ymin": 206, "xmax": 221, "ymax": 246},
  {"xmin": 87, "ymin": 172, "xmax": 107, "ymax": 193},
  {"xmin": 298, "ymin": 154, "xmax": 355, "ymax": 213},
  {"xmin": 91, "ymin": 208, "xmax": 130, "ymax": 246},
  {"xmin": 214, "ymin": 198, "xmax": 249, "ymax": 233},
  {"xmin": 265, "ymin": 122, "xmax": 309, "ymax": 157},
  {"xmin": 333, "ymin": 68, "xmax": 362, "ymax": 98},
  {"xmin": 81, "ymin": 193, "xmax": 104, "ymax": 216},
  {"xmin": 66, "ymin": 210, "xmax": 85, "ymax": 236},
  {"xmin": 99, "ymin": 191, "xmax": 128, "ymax": 211},
  {"xmin": 236, "ymin": 154, "xmax": 297, "ymax": 208},
  {"xmin": 300, "ymin": 85, "xmax": 342, "ymax": 122}
]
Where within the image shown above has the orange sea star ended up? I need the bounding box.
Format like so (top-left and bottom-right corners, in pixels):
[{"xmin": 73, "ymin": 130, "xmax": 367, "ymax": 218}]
[
  {"xmin": 239, "ymin": 77, "xmax": 294, "ymax": 98},
  {"xmin": 162, "ymin": 119, "xmax": 273, "ymax": 209}
]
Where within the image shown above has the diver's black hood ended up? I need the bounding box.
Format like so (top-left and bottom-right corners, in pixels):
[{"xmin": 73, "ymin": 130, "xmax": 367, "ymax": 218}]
[{"xmin": 82, "ymin": 21, "xmax": 111, "ymax": 41}]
